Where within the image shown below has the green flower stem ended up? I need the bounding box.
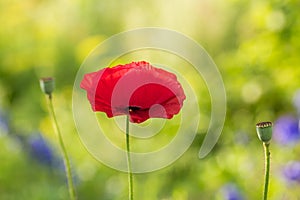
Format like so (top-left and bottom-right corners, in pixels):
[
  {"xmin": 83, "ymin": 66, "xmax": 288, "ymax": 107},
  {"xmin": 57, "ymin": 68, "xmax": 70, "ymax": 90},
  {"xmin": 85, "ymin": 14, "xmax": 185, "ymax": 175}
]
[
  {"xmin": 47, "ymin": 95, "xmax": 76, "ymax": 200},
  {"xmin": 263, "ymin": 142, "xmax": 270, "ymax": 200},
  {"xmin": 126, "ymin": 115, "xmax": 134, "ymax": 200}
]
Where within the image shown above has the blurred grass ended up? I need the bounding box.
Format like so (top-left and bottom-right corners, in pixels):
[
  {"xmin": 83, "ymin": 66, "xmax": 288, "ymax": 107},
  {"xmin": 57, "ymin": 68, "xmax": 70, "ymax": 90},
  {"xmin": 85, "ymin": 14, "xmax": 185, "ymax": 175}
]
[{"xmin": 1, "ymin": 0, "xmax": 300, "ymax": 199}]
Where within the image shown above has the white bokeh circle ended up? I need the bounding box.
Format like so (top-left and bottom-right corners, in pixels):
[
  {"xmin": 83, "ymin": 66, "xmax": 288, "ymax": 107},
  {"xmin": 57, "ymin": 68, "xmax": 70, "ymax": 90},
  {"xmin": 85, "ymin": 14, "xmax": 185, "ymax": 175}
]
[{"xmin": 72, "ymin": 28, "xmax": 226, "ymax": 173}]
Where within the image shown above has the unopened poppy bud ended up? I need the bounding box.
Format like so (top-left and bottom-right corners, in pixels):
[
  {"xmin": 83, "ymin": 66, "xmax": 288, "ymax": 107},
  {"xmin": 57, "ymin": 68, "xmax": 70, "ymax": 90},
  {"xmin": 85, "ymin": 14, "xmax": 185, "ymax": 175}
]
[
  {"xmin": 256, "ymin": 121, "xmax": 273, "ymax": 143},
  {"xmin": 40, "ymin": 77, "xmax": 55, "ymax": 96}
]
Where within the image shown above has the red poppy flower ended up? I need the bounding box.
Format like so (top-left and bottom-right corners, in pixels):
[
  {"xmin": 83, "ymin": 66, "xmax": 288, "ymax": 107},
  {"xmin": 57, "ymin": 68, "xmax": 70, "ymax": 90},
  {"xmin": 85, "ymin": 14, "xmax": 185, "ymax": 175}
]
[{"xmin": 80, "ymin": 61, "xmax": 186, "ymax": 123}]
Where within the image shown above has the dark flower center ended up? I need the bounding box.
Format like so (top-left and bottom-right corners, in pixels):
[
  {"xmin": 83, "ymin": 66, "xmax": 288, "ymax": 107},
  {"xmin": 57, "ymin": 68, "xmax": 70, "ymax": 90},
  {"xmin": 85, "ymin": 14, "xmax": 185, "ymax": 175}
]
[{"xmin": 128, "ymin": 106, "xmax": 142, "ymax": 112}]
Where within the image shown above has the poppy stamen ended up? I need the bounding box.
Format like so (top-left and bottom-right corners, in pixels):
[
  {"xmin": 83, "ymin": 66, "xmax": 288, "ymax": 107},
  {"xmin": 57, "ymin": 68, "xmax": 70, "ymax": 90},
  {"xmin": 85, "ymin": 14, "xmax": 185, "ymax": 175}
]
[{"xmin": 128, "ymin": 106, "xmax": 141, "ymax": 112}]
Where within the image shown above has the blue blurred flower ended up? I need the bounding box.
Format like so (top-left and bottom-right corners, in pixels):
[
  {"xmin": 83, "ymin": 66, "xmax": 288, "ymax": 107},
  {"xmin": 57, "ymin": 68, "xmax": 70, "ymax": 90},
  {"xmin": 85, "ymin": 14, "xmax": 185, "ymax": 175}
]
[
  {"xmin": 27, "ymin": 133, "xmax": 79, "ymax": 187},
  {"xmin": 0, "ymin": 110, "xmax": 9, "ymax": 135},
  {"xmin": 283, "ymin": 161, "xmax": 300, "ymax": 183},
  {"xmin": 220, "ymin": 183, "xmax": 244, "ymax": 200},
  {"xmin": 28, "ymin": 133, "xmax": 55, "ymax": 166},
  {"xmin": 273, "ymin": 116, "xmax": 300, "ymax": 145}
]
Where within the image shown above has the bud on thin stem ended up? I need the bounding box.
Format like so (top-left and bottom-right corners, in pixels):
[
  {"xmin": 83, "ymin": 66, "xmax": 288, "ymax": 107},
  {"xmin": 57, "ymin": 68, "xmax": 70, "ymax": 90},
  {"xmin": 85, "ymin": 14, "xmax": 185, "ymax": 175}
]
[
  {"xmin": 256, "ymin": 121, "xmax": 273, "ymax": 143},
  {"xmin": 256, "ymin": 121, "xmax": 272, "ymax": 200},
  {"xmin": 40, "ymin": 77, "xmax": 55, "ymax": 98}
]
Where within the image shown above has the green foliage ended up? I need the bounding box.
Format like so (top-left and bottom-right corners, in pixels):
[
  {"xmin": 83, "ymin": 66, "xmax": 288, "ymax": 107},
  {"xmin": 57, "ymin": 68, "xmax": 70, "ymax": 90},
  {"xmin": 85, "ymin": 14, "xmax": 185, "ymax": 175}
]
[{"xmin": 1, "ymin": 0, "xmax": 300, "ymax": 199}]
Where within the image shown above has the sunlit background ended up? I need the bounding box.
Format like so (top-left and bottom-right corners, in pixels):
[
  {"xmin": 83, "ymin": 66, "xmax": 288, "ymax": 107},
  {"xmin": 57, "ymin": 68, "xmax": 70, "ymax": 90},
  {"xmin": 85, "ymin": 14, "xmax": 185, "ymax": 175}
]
[{"xmin": 1, "ymin": 0, "xmax": 300, "ymax": 199}]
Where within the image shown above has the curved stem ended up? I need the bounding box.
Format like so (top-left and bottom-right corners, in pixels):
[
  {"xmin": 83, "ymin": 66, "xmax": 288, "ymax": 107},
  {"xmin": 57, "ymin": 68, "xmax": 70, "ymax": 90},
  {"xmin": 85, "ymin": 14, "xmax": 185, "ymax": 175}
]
[
  {"xmin": 126, "ymin": 115, "xmax": 133, "ymax": 200},
  {"xmin": 263, "ymin": 142, "xmax": 270, "ymax": 200},
  {"xmin": 47, "ymin": 95, "xmax": 76, "ymax": 200}
]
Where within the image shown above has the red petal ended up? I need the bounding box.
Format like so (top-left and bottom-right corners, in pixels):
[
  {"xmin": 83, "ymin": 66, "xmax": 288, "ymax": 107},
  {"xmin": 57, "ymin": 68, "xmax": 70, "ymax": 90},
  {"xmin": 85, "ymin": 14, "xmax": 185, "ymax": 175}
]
[{"xmin": 80, "ymin": 61, "xmax": 186, "ymax": 123}]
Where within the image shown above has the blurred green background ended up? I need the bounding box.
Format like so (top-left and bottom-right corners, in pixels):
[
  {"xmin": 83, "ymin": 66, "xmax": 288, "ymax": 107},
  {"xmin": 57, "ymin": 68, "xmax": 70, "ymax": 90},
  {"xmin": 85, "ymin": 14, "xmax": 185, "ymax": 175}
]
[{"xmin": 1, "ymin": 0, "xmax": 300, "ymax": 199}]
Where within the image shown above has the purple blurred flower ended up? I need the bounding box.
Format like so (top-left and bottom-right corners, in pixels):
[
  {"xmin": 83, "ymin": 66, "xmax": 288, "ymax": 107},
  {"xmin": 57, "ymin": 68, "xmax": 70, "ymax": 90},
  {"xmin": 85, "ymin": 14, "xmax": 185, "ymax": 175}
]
[
  {"xmin": 273, "ymin": 116, "xmax": 300, "ymax": 145},
  {"xmin": 28, "ymin": 133, "xmax": 54, "ymax": 166},
  {"xmin": 283, "ymin": 161, "xmax": 300, "ymax": 183},
  {"xmin": 220, "ymin": 183, "xmax": 244, "ymax": 200}
]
